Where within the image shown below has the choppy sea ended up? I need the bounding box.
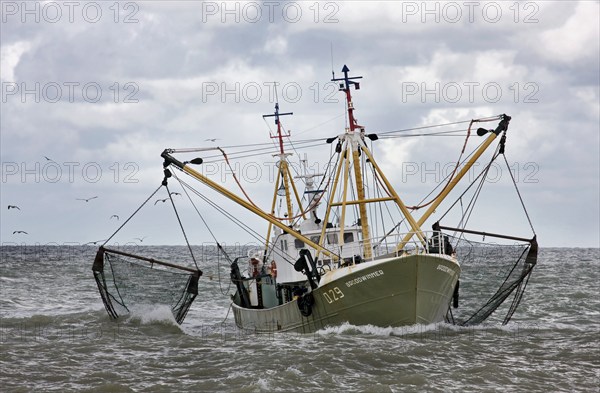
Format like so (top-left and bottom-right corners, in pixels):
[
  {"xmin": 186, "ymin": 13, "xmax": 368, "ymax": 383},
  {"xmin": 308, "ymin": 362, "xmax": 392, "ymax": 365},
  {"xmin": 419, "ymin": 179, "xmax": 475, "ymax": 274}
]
[{"xmin": 1, "ymin": 246, "xmax": 598, "ymax": 392}]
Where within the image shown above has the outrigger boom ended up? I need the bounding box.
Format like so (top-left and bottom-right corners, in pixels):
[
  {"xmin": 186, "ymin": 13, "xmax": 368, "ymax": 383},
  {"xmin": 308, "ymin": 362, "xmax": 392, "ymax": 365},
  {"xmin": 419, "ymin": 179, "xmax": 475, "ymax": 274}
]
[
  {"xmin": 396, "ymin": 114, "xmax": 512, "ymax": 251},
  {"xmin": 161, "ymin": 150, "xmax": 340, "ymax": 261}
]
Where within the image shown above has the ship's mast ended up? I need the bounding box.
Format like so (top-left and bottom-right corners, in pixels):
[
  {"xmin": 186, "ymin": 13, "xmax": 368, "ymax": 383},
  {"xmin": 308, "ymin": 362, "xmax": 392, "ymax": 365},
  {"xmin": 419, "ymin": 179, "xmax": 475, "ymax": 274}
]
[
  {"xmin": 263, "ymin": 103, "xmax": 298, "ymax": 222},
  {"xmin": 315, "ymin": 65, "xmax": 428, "ymax": 262},
  {"xmin": 332, "ymin": 65, "xmax": 373, "ymax": 258},
  {"xmin": 262, "ymin": 103, "xmax": 307, "ymax": 256}
]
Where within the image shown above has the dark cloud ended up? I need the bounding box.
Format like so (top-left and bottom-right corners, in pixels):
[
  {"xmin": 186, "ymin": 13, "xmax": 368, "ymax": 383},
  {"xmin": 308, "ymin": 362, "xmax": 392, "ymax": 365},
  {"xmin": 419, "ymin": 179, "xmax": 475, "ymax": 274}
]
[{"xmin": 1, "ymin": 1, "xmax": 598, "ymax": 246}]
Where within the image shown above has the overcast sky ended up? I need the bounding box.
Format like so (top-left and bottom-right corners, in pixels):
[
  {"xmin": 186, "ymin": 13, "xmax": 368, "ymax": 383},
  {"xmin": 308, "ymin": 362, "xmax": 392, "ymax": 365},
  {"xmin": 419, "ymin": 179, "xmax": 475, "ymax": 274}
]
[{"xmin": 1, "ymin": 1, "xmax": 598, "ymax": 248}]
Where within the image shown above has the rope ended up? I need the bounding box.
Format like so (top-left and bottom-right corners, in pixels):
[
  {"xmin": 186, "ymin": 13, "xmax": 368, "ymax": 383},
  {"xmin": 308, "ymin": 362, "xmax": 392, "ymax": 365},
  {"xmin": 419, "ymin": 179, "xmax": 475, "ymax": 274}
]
[
  {"xmin": 199, "ymin": 140, "xmax": 324, "ymax": 162},
  {"xmin": 173, "ymin": 171, "xmax": 233, "ymax": 295},
  {"xmin": 289, "ymin": 112, "xmax": 346, "ymax": 137},
  {"xmin": 406, "ymin": 118, "xmax": 495, "ymax": 210},
  {"xmin": 437, "ymin": 143, "xmax": 502, "ymax": 226},
  {"xmin": 176, "ymin": 174, "xmax": 264, "ymax": 242},
  {"xmin": 165, "ymin": 115, "xmax": 502, "ymax": 163},
  {"xmin": 172, "ymin": 170, "xmax": 297, "ymax": 267},
  {"xmin": 216, "ymin": 145, "xmax": 331, "ymax": 221},
  {"xmin": 457, "ymin": 150, "xmax": 497, "ymax": 232},
  {"xmin": 220, "ymin": 302, "xmax": 233, "ymax": 325},
  {"xmin": 218, "ymin": 147, "xmax": 261, "ymax": 208},
  {"xmin": 165, "ymin": 183, "xmax": 200, "ymax": 271},
  {"xmin": 502, "ymin": 154, "xmax": 536, "ymax": 235},
  {"xmin": 376, "ymin": 115, "xmax": 502, "ymax": 136},
  {"xmin": 379, "ymin": 129, "xmax": 469, "ymax": 138},
  {"xmin": 102, "ymin": 183, "xmax": 163, "ymax": 246},
  {"xmin": 395, "ymin": 135, "xmax": 489, "ymax": 215}
]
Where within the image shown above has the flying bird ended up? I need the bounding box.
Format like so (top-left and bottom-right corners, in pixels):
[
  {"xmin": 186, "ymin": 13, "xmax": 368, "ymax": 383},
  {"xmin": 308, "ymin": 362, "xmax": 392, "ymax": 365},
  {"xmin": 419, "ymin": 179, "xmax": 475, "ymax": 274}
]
[
  {"xmin": 85, "ymin": 239, "xmax": 106, "ymax": 245},
  {"xmin": 170, "ymin": 192, "xmax": 181, "ymax": 196},
  {"xmin": 77, "ymin": 196, "xmax": 98, "ymax": 202},
  {"xmin": 13, "ymin": 231, "xmax": 28, "ymax": 234},
  {"xmin": 8, "ymin": 205, "xmax": 20, "ymax": 210},
  {"xmin": 205, "ymin": 138, "xmax": 219, "ymax": 142},
  {"xmin": 110, "ymin": 215, "xmax": 119, "ymax": 220},
  {"xmin": 44, "ymin": 156, "xmax": 54, "ymax": 161},
  {"xmin": 154, "ymin": 198, "xmax": 169, "ymax": 205},
  {"xmin": 134, "ymin": 236, "xmax": 147, "ymax": 243}
]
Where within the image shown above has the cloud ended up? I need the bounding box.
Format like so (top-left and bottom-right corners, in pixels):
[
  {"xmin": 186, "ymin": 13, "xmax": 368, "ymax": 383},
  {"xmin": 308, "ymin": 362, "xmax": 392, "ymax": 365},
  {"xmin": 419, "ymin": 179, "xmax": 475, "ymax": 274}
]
[
  {"xmin": 0, "ymin": 40, "xmax": 32, "ymax": 81},
  {"xmin": 0, "ymin": 1, "xmax": 598, "ymax": 247},
  {"xmin": 263, "ymin": 34, "xmax": 288, "ymax": 55},
  {"xmin": 538, "ymin": 1, "xmax": 600, "ymax": 64}
]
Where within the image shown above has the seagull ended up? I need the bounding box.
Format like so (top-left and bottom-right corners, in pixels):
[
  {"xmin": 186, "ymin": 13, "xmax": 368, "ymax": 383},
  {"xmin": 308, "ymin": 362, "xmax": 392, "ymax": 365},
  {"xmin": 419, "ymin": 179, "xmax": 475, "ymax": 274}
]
[
  {"xmin": 110, "ymin": 215, "xmax": 119, "ymax": 220},
  {"xmin": 134, "ymin": 236, "xmax": 147, "ymax": 243},
  {"xmin": 77, "ymin": 196, "xmax": 98, "ymax": 202},
  {"xmin": 13, "ymin": 231, "xmax": 28, "ymax": 234},
  {"xmin": 154, "ymin": 198, "xmax": 169, "ymax": 205},
  {"xmin": 205, "ymin": 138, "xmax": 220, "ymax": 142},
  {"xmin": 85, "ymin": 239, "xmax": 106, "ymax": 245},
  {"xmin": 170, "ymin": 192, "xmax": 181, "ymax": 196},
  {"xmin": 8, "ymin": 205, "xmax": 20, "ymax": 210}
]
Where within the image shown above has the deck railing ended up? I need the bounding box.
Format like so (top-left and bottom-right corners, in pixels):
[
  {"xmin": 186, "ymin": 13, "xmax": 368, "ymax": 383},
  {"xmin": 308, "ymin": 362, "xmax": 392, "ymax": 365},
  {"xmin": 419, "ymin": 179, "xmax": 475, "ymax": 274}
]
[{"xmin": 326, "ymin": 230, "xmax": 454, "ymax": 265}]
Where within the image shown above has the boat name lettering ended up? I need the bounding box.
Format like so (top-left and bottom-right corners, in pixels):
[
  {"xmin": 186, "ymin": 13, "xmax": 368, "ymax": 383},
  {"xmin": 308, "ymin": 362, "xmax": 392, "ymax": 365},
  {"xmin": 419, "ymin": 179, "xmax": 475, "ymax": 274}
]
[
  {"xmin": 345, "ymin": 270, "xmax": 384, "ymax": 288},
  {"xmin": 436, "ymin": 264, "xmax": 455, "ymax": 276}
]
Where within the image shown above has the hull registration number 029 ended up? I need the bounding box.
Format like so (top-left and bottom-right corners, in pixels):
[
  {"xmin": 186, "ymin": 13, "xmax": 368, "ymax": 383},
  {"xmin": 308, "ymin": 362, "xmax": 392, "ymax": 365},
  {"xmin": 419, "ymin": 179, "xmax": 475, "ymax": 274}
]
[{"xmin": 322, "ymin": 287, "xmax": 344, "ymax": 304}]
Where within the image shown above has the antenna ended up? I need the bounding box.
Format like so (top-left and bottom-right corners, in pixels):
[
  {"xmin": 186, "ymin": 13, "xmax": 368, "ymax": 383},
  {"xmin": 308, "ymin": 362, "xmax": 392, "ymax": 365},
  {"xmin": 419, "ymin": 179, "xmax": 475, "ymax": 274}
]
[
  {"xmin": 330, "ymin": 42, "xmax": 335, "ymax": 79},
  {"xmin": 331, "ymin": 65, "xmax": 363, "ymax": 131},
  {"xmin": 263, "ymin": 101, "xmax": 293, "ymax": 154}
]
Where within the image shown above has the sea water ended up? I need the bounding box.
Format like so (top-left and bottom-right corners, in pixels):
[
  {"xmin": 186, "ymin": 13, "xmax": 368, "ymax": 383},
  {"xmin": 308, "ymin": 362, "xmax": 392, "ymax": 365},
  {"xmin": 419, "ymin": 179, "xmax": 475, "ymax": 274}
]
[{"xmin": 1, "ymin": 246, "xmax": 598, "ymax": 392}]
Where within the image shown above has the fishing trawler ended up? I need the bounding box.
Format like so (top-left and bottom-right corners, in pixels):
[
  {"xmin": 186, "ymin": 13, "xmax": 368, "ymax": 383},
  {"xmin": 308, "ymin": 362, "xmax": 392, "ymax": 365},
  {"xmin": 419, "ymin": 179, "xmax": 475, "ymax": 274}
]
[{"xmin": 92, "ymin": 65, "xmax": 537, "ymax": 332}]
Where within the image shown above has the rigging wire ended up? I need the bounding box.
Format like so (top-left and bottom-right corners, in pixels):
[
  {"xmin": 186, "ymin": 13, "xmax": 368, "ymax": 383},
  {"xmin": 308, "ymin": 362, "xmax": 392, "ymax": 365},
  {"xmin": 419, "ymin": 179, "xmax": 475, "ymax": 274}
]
[
  {"xmin": 436, "ymin": 133, "xmax": 536, "ymax": 241},
  {"xmin": 172, "ymin": 169, "xmax": 298, "ymax": 267},
  {"xmin": 214, "ymin": 143, "xmax": 325, "ymax": 222},
  {"xmin": 375, "ymin": 115, "xmax": 502, "ymax": 136},
  {"xmin": 404, "ymin": 116, "xmax": 503, "ymax": 211},
  {"xmin": 102, "ymin": 183, "xmax": 164, "ymax": 246},
  {"xmin": 200, "ymin": 141, "xmax": 327, "ymax": 164},
  {"xmin": 291, "ymin": 112, "xmax": 346, "ymax": 138},
  {"xmin": 405, "ymin": 120, "xmax": 475, "ymax": 210},
  {"xmin": 174, "ymin": 172, "xmax": 266, "ymax": 243},
  {"xmin": 502, "ymin": 154, "xmax": 536, "ymax": 235},
  {"xmin": 165, "ymin": 182, "xmax": 201, "ymax": 271},
  {"xmin": 165, "ymin": 114, "xmax": 509, "ymax": 251},
  {"xmin": 172, "ymin": 171, "xmax": 233, "ymax": 295},
  {"xmin": 404, "ymin": 136, "xmax": 490, "ymax": 212},
  {"xmin": 457, "ymin": 149, "xmax": 499, "ymax": 235},
  {"xmin": 168, "ymin": 120, "xmax": 502, "ymax": 166},
  {"xmin": 378, "ymin": 129, "xmax": 469, "ymax": 138},
  {"xmin": 436, "ymin": 143, "xmax": 503, "ymax": 241},
  {"xmin": 167, "ymin": 114, "xmax": 504, "ymax": 158},
  {"xmin": 200, "ymin": 139, "xmax": 321, "ymax": 160}
]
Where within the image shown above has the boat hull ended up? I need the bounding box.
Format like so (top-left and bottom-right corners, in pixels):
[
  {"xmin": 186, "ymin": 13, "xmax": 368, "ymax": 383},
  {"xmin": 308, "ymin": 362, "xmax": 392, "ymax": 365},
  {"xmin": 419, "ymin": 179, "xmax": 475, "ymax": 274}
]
[{"xmin": 231, "ymin": 253, "xmax": 460, "ymax": 333}]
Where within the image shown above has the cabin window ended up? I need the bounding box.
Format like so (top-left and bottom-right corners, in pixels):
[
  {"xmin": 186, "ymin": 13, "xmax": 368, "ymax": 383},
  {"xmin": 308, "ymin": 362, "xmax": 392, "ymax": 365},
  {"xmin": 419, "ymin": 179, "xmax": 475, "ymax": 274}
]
[
  {"xmin": 327, "ymin": 233, "xmax": 338, "ymax": 244},
  {"xmin": 343, "ymin": 232, "xmax": 354, "ymax": 243},
  {"xmin": 294, "ymin": 239, "xmax": 305, "ymax": 249},
  {"xmin": 280, "ymin": 239, "xmax": 288, "ymax": 251},
  {"xmin": 310, "ymin": 235, "xmax": 320, "ymax": 244}
]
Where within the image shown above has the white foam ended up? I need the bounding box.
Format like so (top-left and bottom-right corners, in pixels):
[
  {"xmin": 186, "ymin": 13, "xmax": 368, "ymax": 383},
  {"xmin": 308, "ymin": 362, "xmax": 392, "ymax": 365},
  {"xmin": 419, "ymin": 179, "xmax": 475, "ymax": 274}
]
[
  {"xmin": 316, "ymin": 322, "xmax": 444, "ymax": 337},
  {"xmin": 127, "ymin": 304, "xmax": 179, "ymax": 326}
]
